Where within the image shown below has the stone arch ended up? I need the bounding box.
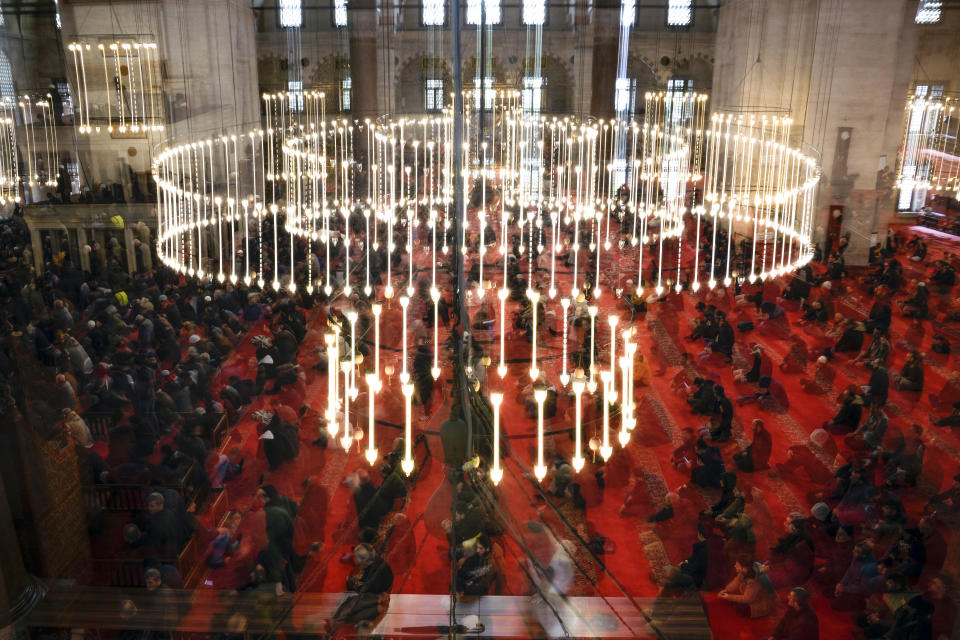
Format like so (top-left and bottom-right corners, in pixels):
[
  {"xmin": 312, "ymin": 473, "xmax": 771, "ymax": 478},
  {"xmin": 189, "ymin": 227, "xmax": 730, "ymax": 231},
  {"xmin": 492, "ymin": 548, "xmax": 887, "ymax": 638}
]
[
  {"xmin": 396, "ymin": 56, "xmax": 452, "ymax": 113},
  {"xmin": 669, "ymin": 55, "xmax": 713, "ymax": 92},
  {"xmin": 257, "ymin": 55, "xmax": 287, "ymax": 94},
  {"xmin": 463, "ymin": 57, "xmax": 507, "ymax": 90}
]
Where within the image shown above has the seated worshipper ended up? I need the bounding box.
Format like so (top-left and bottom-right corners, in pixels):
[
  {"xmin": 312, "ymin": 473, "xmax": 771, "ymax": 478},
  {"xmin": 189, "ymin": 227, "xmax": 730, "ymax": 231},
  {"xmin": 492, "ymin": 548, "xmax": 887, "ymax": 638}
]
[
  {"xmin": 455, "ymin": 534, "xmax": 495, "ymax": 596},
  {"xmin": 931, "ymin": 260, "xmax": 956, "ymax": 292},
  {"xmin": 734, "ymin": 344, "xmax": 767, "ymax": 383},
  {"xmin": 634, "ymin": 352, "xmax": 652, "ymax": 386},
  {"xmin": 899, "ymin": 281, "xmax": 930, "ymax": 318},
  {"xmin": 927, "ymin": 474, "xmax": 960, "ymax": 525},
  {"xmin": 845, "ymin": 402, "xmax": 888, "ymax": 452},
  {"xmin": 733, "ymin": 418, "xmax": 772, "ymax": 472},
  {"xmin": 706, "ymin": 312, "xmax": 735, "ymax": 360},
  {"xmin": 814, "ymin": 525, "xmax": 855, "ymax": 587},
  {"xmin": 856, "ymin": 329, "xmax": 891, "ymax": 368},
  {"xmin": 863, "ymin": 360, "xmax": 890, "ymax": 408},
  {"xmin": 835, "ymin": 466, "xmax": 876, "ymax": 525},
  {"xmin": 870, "ymin": 498, "xmax": 908, "ymax": 541},
  {"xmin": 806, "ymin": 502, "xmax": 839, "ymax": 555},
  {"xmin": 768, "ymin": 587, "xmax": 819, "ymax": 640},
  {"xmin": 670, "ymin": 427, "xmax": 699, "ymax": 472},
  {"xmin": 827, "ymin": 319, "xmax": 866, "ymax": 357},
  {"xmin": 830, "ymin": 540, "xmax": 879, "ymax": 611},
  {"xmin": 691, "ymin": 438, "xmax": 725, "ymax": 489},
  {"xmin": 706, "ymin": 472, "xmax": 744, "ymax": 520},
  {"xmin": 932, "ymin": 401, "xmax": 960, "ymax": 428},
  {"xmin": 252, "ymin": 410, "xmax": 299, "ymax": 470},
  {"xmin": 863, "ymin": 592, "xmax": 935, "ymax": 640},
  {"xmin": 823, "ymin": 387, "xmax": 863, "ymax": 434},
  {"xmin": 266, "ymin": 363, "xmax": 300, "ymax": 396},
  {"xmin": 686, "ymin": 377, "xmax": 717, "ymax": 415},
  {"xmin": 881, "ymin": 423, "xmax": 924, "ymax": 488},
  {"xmin": 710, "ymin": 385, "xmax": 734, "ymax": 441},
  {"xmin": 763, "ymin": 516, "xmax": 815, "ymax": 588},
  {"xmin": 909, "ymin": 235, "xmax": 928, "ymax": 261},
  {"xmin": 798, "ymin": 299, "xmax": 829, "ymax": 326},
  {"xmin": 926, "ymin": 574, "xmax": 956, "ymax": 640},
  {"xmin": 60, "ymin": 408, "xmax": 93, "ymax": 448},
  {"xmin": 665, "ymin": 525, "xmax": 711, "ymax": 590},
  {"xmin": 345, "ymin": 469, "xmax": 391, "ymax": 531},
  {"xmin": 865, "ymin": 298, "xmax": 893, "ymax": 335},
  {"xmin": 519, "ymin": 377, "xmax": 558, "ymax": 419},
  {"xmin": 776, "ymin": 428, "xmax": 836, "ymax": 484},
  {"xmin": 783, "ymin": 266, "xmax": 814, "ymax": 301},
  {"xmin": 735, "ymin": 375, "xmax": 774, "ymax": 407},
  {"xmin": 758, "ymin": 300, "xmax": 789, "ymax": 331},
  {"xmin": 779, "ymin": 336, "xmax": 810, "ymax": 374},
  {"xmin": 892, "ymin": 350, "xmax": 924, "ymax": 392},
  {"xmin": 719, "ymin": 556, "xmax": 777, "ymax": 619},
  {"xmin": 331, "ymin": 543, "xmax": 394, "ymax": 626},
  {"xmin": 800, "ymin": 356, "xmax": 836, "ymax": 395}
]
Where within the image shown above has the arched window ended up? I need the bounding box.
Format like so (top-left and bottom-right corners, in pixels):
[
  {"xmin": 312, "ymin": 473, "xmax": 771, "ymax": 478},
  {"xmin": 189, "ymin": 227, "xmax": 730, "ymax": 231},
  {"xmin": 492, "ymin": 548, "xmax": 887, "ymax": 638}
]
[{"xmin": 0, "ymin": 51, "xmax": 15, "ymax": 102}]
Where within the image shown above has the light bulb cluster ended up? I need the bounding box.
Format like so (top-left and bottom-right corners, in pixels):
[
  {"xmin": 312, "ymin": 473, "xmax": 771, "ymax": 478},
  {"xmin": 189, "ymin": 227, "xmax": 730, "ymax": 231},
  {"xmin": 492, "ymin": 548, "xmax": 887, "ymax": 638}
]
[
  {"xmin": 896, "ymin": 93, "xmax": 960, "ymax": 203},
  {"xmin": 66, "ymin": 40, "xmax": 164, "ymax": 135},
  {"xmin": 153, "ymin": 88, "xmax": 819, "ymax": 480}
]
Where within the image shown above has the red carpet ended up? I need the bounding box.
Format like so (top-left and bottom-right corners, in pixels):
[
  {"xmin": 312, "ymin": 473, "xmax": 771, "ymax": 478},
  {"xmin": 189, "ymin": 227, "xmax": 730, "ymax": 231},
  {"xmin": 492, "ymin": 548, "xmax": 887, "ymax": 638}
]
[{"xmin": 172, "ymin": 223, "xmax": 960, "ymax": 639}]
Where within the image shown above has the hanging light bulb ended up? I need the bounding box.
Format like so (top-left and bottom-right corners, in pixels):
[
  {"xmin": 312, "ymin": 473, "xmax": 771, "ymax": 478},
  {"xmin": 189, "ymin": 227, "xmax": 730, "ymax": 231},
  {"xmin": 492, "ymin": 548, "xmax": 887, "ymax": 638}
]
[
  {"xmin": 600, "ymin": 370, "xmax": 613, "ymax": 461},
  {"xmin": 365, "ymin": 371, "xmax": 378, "ymax": 464},
  {"xmin": 559, "ymin": 297, "xmax": 571, "ymax": 386},
  {"xmin": 371, "ymin": 303, "xmax": 382, "ymax": 391},
  {"xmin": 534, "ymin": 387, "xmax": 548, "ymax": 481},
  {"xmin": 572, "ymin": 377, "xmax": 586, "ymax": 472},
  {"xmin": 528, "ymin": 289, "xmax": 541, "ymax": 380},
  {"xmin": 490, "ymin": 392, "xmax": 504, "ymax": 485},
  {"xmin": 401, "ymin": 382, "xmax": 415, "ymax": 475},
  {"xmin": 399, "ymin": 295, "xmax": 410, "ymax": 384},
  {"xmin": 325, "ymin": 332, "xmax": 339, "ymax": 437},
  {"xmin": 340, "ymin": 359, "xmax": 353, "ymax": 451},
  {"xmin": 587, "ymin": 305, "xmax": 599, "ymax": 393}
]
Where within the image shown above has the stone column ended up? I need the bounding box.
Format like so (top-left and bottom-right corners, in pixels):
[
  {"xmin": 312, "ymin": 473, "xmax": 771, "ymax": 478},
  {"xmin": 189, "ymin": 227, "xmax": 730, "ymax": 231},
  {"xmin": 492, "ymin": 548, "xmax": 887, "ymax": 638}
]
[
  {"xmin": 349, "ymin": 0, "xmax": 380, "ymax": 121},
  {"xmin": 123, "ymin": 227, "xmax": 137, "ymax": 275},
  {"xmin": 76, "ymin": 228, "xmax": 90, "ymax": 272},
  {"xmin": 589, "ymin": 2, "xmax": 621, "ymax": 120},
  {"xmin": 0, "ymin": 471, "xmax": 44, "ymax": 635},
  {"xmin": 28, "ymin": 228, "xmax": 42, "ymax": 274},
  {"xmin": 66, "ymin": 229, "xmax": 80, "ymax": 269},
  {"xmin": 573, "ymin": 37, "xmax": 594, "ymax": 117},
  {"xmin": 712, "ymin": 0, "xmax": 917, "ymax": 265},
  {"xmin": 49, "ymin": 231, "xmax": 61, "ymax": 265}
]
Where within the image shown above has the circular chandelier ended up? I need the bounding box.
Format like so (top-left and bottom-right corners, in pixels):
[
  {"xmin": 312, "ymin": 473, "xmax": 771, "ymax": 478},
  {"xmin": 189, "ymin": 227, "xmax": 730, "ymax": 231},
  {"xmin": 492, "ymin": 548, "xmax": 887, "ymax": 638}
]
[{"xmin": 153, "ymin": 88, "xmax": 819, "ymax": 480}]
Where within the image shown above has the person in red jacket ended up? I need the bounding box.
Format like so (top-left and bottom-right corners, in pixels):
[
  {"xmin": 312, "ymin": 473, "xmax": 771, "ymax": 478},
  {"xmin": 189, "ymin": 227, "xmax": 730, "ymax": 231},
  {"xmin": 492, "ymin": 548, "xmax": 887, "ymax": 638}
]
[{"xmin": 733, "ymin": 418, "xmax": 772, "ymax": 472}]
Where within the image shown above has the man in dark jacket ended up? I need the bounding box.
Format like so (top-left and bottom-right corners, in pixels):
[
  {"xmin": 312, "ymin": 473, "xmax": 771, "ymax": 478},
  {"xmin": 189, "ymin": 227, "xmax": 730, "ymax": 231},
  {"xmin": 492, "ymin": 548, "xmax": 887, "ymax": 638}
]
[
  {"xmin": 332, "ymin": 543, "xmax": 394, "ymax": 625},
  {"xmin": 769, "ymin": 587, "xmax": 819, "ymax": 640}
]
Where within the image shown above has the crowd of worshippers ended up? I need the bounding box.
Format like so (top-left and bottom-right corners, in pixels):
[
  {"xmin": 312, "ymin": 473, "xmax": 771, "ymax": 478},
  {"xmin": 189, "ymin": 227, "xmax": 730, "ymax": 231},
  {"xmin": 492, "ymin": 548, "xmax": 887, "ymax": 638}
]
[
  {"xmin": 622, "ymin": 228, "xmax": 957, "ymax": 639},
  {"xmin": 460, "ymin": 202, "xmax": 960, "ymax": 637},
  {"xmin": 0, "ymin": 202, "xmax": 416, "ymax": 595}
]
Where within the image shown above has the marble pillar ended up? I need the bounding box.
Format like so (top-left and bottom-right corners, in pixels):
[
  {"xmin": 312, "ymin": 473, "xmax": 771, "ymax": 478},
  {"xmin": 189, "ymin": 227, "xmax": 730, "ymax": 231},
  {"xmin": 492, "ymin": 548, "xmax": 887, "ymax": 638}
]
[
  {"xmin": 29, "ymin": 228, "xmax": 42, "ymax": 274},
  {"xmin": 349, "ymin": 0, "xmax": 379, "ymax": 121},
  {"xmin": 76, "ymin": 228, "xmax": 90, "ymax": 272},
  {"xmin": 0, "ymin": 472, "xmax": 44, "ymax": 633},
  {"xmin": 123, "ymin": 227, "xmax": 137, "ymax": 275}
]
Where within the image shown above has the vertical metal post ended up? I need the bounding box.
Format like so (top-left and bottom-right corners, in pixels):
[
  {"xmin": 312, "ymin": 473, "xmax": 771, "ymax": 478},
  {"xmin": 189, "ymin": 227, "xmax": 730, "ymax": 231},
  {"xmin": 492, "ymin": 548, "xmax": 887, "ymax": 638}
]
[{"xmin": 448, "ymin": 0, "xmax": 468, "ymax": 634}]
